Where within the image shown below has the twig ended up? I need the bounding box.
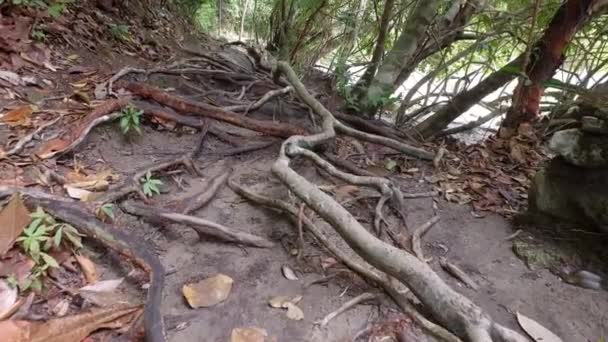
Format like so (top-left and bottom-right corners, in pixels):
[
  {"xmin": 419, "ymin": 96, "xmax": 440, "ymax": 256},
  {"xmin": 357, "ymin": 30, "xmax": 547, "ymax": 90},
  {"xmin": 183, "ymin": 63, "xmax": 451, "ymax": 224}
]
[
  {"xmin": 297, "ymin": 203, "xmax": 305, "ymax": 260},
  {"xmin": 315, "ymin": 292, "xmax": 377, "ymax": 327},
  {"xmin": 411, "ymin": 215, "xmax": 440, "ymax": 262},
  {"xmin": 121, "ymin": 201, "xmax": 274, "ymax": 248},
  {"xmin": 439, "ymin": 257, "xmax": 479, "ymax": 291},
  {"xmin": 303, "ymin": 271, "xmax": 345, "ymax": 289}
]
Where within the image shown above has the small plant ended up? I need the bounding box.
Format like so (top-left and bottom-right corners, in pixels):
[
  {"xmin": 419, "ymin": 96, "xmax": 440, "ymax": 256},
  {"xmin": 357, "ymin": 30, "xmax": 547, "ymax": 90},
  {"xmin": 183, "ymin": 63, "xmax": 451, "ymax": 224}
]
[
  {"xmin": 109, "ymin": 23, "xmax": 131, "ymax": 42},
  {"xmin": 15, "ymin": 207, "xmax": 83, "ymax": 291},
  {"xmin": 47, "ymin": 2, "xmax": 66, "ymax": 18},
  {"xmin": 141, "ymin": 171, "xmax": 162, "ymax": 197},
  {"xmin": 119, "ymin": 105, "xmax": 143, "ymax": 135},
  {"xmin": 31, "ymin": 28, "xmax": 47, "ymax": 41},
  {"xmin": 96, "ymin": 203, "xmax": 115, "ymax": 221}
]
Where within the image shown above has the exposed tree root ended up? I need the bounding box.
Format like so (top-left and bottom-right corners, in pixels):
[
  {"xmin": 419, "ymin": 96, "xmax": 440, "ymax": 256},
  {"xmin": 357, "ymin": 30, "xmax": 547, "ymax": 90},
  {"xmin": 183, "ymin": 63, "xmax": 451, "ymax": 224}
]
[
  {"xmin": 271, "ymin": 61, "xmax": 527, "ymax": 342},
  {"xmin": 2, "ymin": 115, "xmax": 63, "ymax": 158},
  {"xmin": 36, "ymin": 99, "xmax": 130, "ymax": 159},
  {"xmin": 0, "ymin": 187, "xmax": 166, "ymax": 342},
  {"xmin": 411, "ymin": 215, "xmax": 440, "ymax": 262},
  {"xmin": 439, "ymin": 257, "xmax": 480, "ymax": 291},
  {"xmin": 224, "ymin": 86, "xmax": 293, "ymax": 114},
  {"xmin": 121, "ymin": 201, "xmax": 273, "ymax": 248},
  {"xmin": 170, "ymin": 170, "xmax": 231, "ymax": 214},
  {"xmin": 125, "ymin": 82, "xmax": 307, "ymax": 138},
  {"xmin": 315, "ymin": 292, "xmax": 377, "ymax": 327},
  {"xmin": 228, "ymin": 183, "xmax": 461, "ymax": 342}
]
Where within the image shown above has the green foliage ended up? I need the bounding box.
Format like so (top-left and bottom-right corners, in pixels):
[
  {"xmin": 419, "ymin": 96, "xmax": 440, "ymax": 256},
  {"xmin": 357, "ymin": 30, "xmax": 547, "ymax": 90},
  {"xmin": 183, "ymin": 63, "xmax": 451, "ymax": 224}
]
[
  {"xmin": 109, "ymin": 23, "xmax": 131, "ymax": 42},
  {"xmin": 119, "ymin": 105, "xmax": 143, "ymax": 135},
  {"xmin": 0, "ymin": 0, "xmax": 70, "ymax": 17},
  {"xmin": 14, "ymin": 207, "xmax": 83, "ymax": 291},
  {"xmin": 195, "ymin": 1, "xmax": 217, "ymax": 32},
  {"xmin": 141, "ymin": 171, "xmax": 163, "ymax": 197},
  {"xmin": 31, "ymin": 28, "xmax": 47, "ymax": 41}
]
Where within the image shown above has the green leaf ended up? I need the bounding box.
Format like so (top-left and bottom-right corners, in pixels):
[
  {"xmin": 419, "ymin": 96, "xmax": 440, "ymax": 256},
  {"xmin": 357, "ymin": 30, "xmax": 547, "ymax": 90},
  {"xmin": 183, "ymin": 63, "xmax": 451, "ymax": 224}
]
[
  {"xmin": 385, "ymin": 159, "xmax": 397, "ymax": 171},
  {"xmin": 101, "ymin": 204, "xmax": 115, "ymax": 219},
  {"xmin": 48, "ymin": 3, "xmax": 65, "ymax": 18},
  {"xmin": 64, "ymin": 230, "xmax": 83, "ymax": 249},
  {"xmin": 53, "ymin": 226, "xmax": 63, "ymax": 247},
  {"xmin": 40, "ymin": 252, "xmax": 59, "ymax": 268}
]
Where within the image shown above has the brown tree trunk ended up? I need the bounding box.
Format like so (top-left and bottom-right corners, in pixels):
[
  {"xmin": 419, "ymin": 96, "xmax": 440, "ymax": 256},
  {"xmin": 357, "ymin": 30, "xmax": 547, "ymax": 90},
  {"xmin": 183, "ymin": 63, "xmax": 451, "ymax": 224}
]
[
  {"xmin": 413, "ymin": 55, "xmax": 522, "ymax": 138},
  {"xmin": 500, "ymin": 0, "xmax": 599, "ymax": 137}
]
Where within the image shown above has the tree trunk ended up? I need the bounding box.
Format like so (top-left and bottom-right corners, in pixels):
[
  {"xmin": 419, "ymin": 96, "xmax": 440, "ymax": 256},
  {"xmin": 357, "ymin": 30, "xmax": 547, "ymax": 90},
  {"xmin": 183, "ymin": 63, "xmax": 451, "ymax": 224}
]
[
  {"xmin": 413, "ymin": 55, "xmax": 523, "ymax": 138},
  {"xmin": 357, "ymin": 0, "xmax": 440, "ymax": 116},
  {"xmin": 239, "ymin": 0, "xmax": 251, "ymax": 41},
  {"xmin": 352, "ymin": 0, "xmax": 395, "ymax": 98},
  {"xmin": 499, "ymin": 0, "xmax": 599, "ymax": 137},
  {"xmin": 334, "ymin": 0, "xmax": 369, "ymax": 77}
]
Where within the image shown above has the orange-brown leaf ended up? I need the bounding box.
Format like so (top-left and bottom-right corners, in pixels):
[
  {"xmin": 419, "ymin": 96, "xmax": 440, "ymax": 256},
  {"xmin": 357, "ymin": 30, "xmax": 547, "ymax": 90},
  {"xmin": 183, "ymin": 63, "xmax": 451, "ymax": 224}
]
[
  {"xmin": 1, "ymin": 106, "xmax": 33, "ymax": 127},
  {"xmin": 0, "ymin": 193, "xmax": 32, "ymax": 256}
]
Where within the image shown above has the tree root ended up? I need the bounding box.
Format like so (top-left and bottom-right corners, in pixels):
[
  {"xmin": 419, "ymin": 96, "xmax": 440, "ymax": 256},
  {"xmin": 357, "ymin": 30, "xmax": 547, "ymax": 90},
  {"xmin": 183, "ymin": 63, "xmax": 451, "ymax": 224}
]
[
  {"xmin": 2, "ymin": 115, "xmax": 63, "ymax": 158},
  {"xmin": 271, "ymin": 61, "xmax": 527, "ymax": 342},
  {"xmin": 439, "ymin": 257, "xmax": 479, "ymax": 291},
  {"xmin": 315, "ymin": 292, "xmax": 377, "ymax": 327},
  {"xmin": 125, "ymin": 82, "xmax": 307, "ymax": 138},
  {"xmin": 411, "ymin": 215, "xmax": 440, "ymax": 262},
  {"xmin": 228, "ymin": 183, "xmax": 461, "ymax": 342},
  {"xmin": 0, "ymin": 187, "xmax": 166, "ymax": 342},
  {"xmin": 169, "ymin": 170, "xmax": 231, "ymax": 214},
  {"xmin": 224, "ymin": 86, "xmax": 293, "ymax": 114},
  {"xmin": 36, "ymin": 99, "xmax": 130, "ymax": 159},
  {"xmin": 121, "ymin": 201, "xmax": 273, "ymax": 248}
]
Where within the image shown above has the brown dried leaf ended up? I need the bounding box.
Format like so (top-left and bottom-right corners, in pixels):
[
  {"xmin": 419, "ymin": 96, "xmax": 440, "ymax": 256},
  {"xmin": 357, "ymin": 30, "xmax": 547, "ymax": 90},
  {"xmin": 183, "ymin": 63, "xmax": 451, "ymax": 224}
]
[
  {"xmin": 0, "ymin": 279, "xmax": 18, "ymax": 319},
  {"xmin": 0, "ymin": 193, "xmax": 32, "ymax": 256},
  {"xmin": 1, "ymin": 105, "xmax": 33, "ymax": 127},
  {"xmin": 27, "ymin": 305, "xmax": 141, "ymax": 342},
  {"xmin": 75, "ymin": 254, "xmax": 99, "ymax": 283},
  {"xmin": 231, "ymin": 327, "xmax": 269, "ymax": 342},
  {"xmin": 0, "ymin": 319, "xmax": 31, "ymax": 341},
  {"xmin": 182, "ymin": 274, "xmax": 233, "ymax": 308},
  {"xmin": 282, "ymin": 302, "xmax": 304, "ymax": 320}
]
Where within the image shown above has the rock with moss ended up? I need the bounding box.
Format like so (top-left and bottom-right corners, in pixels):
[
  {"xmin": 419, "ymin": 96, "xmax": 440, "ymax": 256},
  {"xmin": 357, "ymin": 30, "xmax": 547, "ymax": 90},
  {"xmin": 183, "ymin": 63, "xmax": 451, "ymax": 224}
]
[
  {"xmin": 527, "ymin": 157, "xmax": 608, "ymax": 232},
  {"xmin": 549, "ymin": 128, "xmax": 608, "ymax": 167}
]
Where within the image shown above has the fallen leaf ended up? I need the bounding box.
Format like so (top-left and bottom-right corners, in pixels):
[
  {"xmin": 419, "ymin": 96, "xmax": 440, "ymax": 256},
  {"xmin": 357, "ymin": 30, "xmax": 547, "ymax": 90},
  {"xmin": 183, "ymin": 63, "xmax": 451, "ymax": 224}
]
[
  {"xmin": 0, "ymin": 257, "xmax": 35, "ymax": 283},
  {"xmin": 321, "ymin": 257, "xmax": 338, "ymax": 270},
  {"xmin": 0, "ymin": 193, "xmax": 32, "ymax": 256},
  {"xmin": 231, "ymin": 327, "xmax": 268, "ymax": 342},
  {"xmin": 66, "ymin": 180, "xmax": 109, "ymax": 192},
  {"xmin": 0, "ymin": 70, "xmax": 23, "ymax": 86},
  {"xmin": 268, "ymin": 296, "xmax": 291, "ymax": 308},
  {"xmin": 283, "ymin": 302, "xmax": 304, "ymax": 320},
  {"xmin": 27, "ymin": 305, "xmax": 141, "ymax": 342},
  {"xmin": 52, "ymin": 299, "xmax": 70, "ymax": 317},
  {"xmin": 80, "ymin": 278, "xmax": 123, "ymax": 292},
  {"xmin": 64, "ymin": 186, "xmax": 92, "ymax": 201},
  {"xmin": 182, "ymin": 274, "xmax": 233, "ymax": 308},
  {"xmin": 78, "ymin": 289, "xmax": 133, "ymax": 308},
  {"xmin": 74, "ymin": 255, "xmax": 99, "ymax": 283},
  {"xmin": 1, "ymin": 105, "xmax": 33, "ymax": 126},
  {"xmin": 516, "ymin": 312, "xmax": 563, "ymax": 342},
  {"xmin": 0, "ymin": 279, "xmax": 18, "ymax": 319},
  {"xmin": 281, "ymin": 265, "xmax": 298, "ymax": 281}
]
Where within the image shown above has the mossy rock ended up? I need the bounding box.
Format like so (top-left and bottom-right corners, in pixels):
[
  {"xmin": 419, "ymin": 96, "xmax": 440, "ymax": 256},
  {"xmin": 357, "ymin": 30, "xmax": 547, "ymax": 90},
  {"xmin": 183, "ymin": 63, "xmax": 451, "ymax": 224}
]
[{"xmin": 512, "ymin": 239, "xmax": 563, "ymax": 270}]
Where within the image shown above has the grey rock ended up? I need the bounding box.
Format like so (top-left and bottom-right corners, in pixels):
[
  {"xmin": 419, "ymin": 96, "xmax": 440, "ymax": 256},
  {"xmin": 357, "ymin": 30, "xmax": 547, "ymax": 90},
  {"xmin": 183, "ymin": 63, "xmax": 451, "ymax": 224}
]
[{"xmin": 549, "ymin": 128, "xmax": 608, "ymax": 167}]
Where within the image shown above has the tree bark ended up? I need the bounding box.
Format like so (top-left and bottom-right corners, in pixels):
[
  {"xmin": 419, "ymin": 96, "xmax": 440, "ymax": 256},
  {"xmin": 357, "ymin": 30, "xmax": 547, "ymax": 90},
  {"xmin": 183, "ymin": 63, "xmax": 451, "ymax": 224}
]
[
  {"xmin": 352, "ymin": 0, "xmax": 394, "ymax": 97},
  {"xmin": 357, "ymin": 0, "xmax": 440, "ymax": 116},
  {"xmin": 500, "ymin": 0, "xmax": 599, "ymax": 136},
  {"xmin": 414, "ymin": 55, "xmax": 523, "ymax": 138}
]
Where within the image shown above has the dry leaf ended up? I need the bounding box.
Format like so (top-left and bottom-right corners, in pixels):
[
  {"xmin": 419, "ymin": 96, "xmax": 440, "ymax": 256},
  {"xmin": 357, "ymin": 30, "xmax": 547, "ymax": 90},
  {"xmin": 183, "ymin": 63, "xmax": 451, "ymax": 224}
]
[
  {"xmin": 516, "ymin": 312, "xmax": 563, "ymax": 342},
  {"xmin": 1, "ymin": 105, "xmax": 33, "ymax": 126},
  {"xmin": 52, "ymin": 299, "xmax": 70, "ymax": 317},
  {"xmin": 27, "ymin": 305, "xmax": 141, "ymax": 342},
  {"xmin": 79, "ymin": 278, "xmax": 123, "ymax": 292},
  {"xmin": 231, "ymin": 327, "xmax": 268, "ymax": 342},
  {"xmin": 0, "ymin": 279, "xmax": 18, "ymax": 319},
  {"xmin": 66, "ymin": 180, "xmax": 109, "ymax": 192},
  {"xmin": 268, "ymin": 296, "xmax": 291, "ymax": 308},
  {"xmin": 281, "ymin": 265, "xmax": 298, "ymax": 281},
  {"xmin": 0, "ymin": 70, "xmax": 24, "ymax": 86},
  {"xmin": 0, "ymin": 193, "xmax": 32, "ymax": 256},
  {"xmin": 282, "ymin": 302, "xmax": 304, "ymax": 321},
  {"xmin": 78, "ymin": 289, "xmax": 132, "ymax": 308},
  {"xmin": 75, "ymin": 254, "xmax": 98, "ymax": 283},
  {"xmin": 64, "ymin": 186, "xmax": 93, "ymax": 201},
  {"xmin": 182, "ymin": 274, "xmax": 233, "ymax": 308}
]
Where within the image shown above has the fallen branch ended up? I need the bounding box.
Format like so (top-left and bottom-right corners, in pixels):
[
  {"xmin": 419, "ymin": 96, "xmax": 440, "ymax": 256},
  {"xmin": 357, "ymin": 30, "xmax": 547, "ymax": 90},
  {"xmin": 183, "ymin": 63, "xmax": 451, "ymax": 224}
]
[
  {"xmin": 228, "ymin": 182, "xmax": 461, "ymax": 342},
  {"xmin": 36, "ymin": 99, "xmax": 129, "ymax": 159},
  {"xmin": 436, "ymin": 109, "xmax": 504, "ymax": 137},
  {"xmin": 121, "ymin": 201, "xmax": 273, "ymax": 248},
  {"xmin": 411, "ymin": 215, "xmax": 440, "ymax": 262},
  {"xmin": 315, "ymin": 292, "xmax": 377, "ymax": 327},
  {"xmin": 439, "ymin": 257, "xmax": 479, "ymax": 291},
  {"xmin": 0, "ymin": 187, "xmax": 166, "ymax": 342},
  {"xmin": 272, "ymin": 62, "xmax": 527, "ymax": 342},
  {"xmin": 126, "ymin": 82, "xmax": 307, "ymax": 138}
]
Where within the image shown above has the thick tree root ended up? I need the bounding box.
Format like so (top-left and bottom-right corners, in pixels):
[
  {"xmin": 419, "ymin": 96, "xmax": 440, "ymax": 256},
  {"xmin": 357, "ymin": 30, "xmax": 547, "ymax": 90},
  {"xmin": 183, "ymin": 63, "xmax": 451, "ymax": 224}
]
[
  {"xmin": 0, "ymin": 187, "xmax": 166, "ymax": 342},
  {"xmin": 125, "ymin": 82, "xmax": 307, "ymax": 138},
  {"xmin": 271, "ymin": 61, "xmax": 527, "ymax": 342}
]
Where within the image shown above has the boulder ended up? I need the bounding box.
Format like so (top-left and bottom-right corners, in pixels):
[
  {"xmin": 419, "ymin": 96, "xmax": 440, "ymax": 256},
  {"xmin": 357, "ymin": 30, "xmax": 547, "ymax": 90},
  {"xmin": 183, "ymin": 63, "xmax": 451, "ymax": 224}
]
[
  {"xmin": 527, "ymin": 157, "xmax": 608, "ymax": 233},
  {"xmin": 549, "ymin": 128, "xmax": 608, "ymax": 167}
]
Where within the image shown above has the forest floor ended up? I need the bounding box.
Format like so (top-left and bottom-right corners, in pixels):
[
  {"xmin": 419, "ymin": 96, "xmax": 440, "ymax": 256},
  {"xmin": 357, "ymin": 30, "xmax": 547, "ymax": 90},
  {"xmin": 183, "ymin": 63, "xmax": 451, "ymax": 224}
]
[{"xmin": 0, "ymin": 3, "xmax": 607, "ymax": 342}]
